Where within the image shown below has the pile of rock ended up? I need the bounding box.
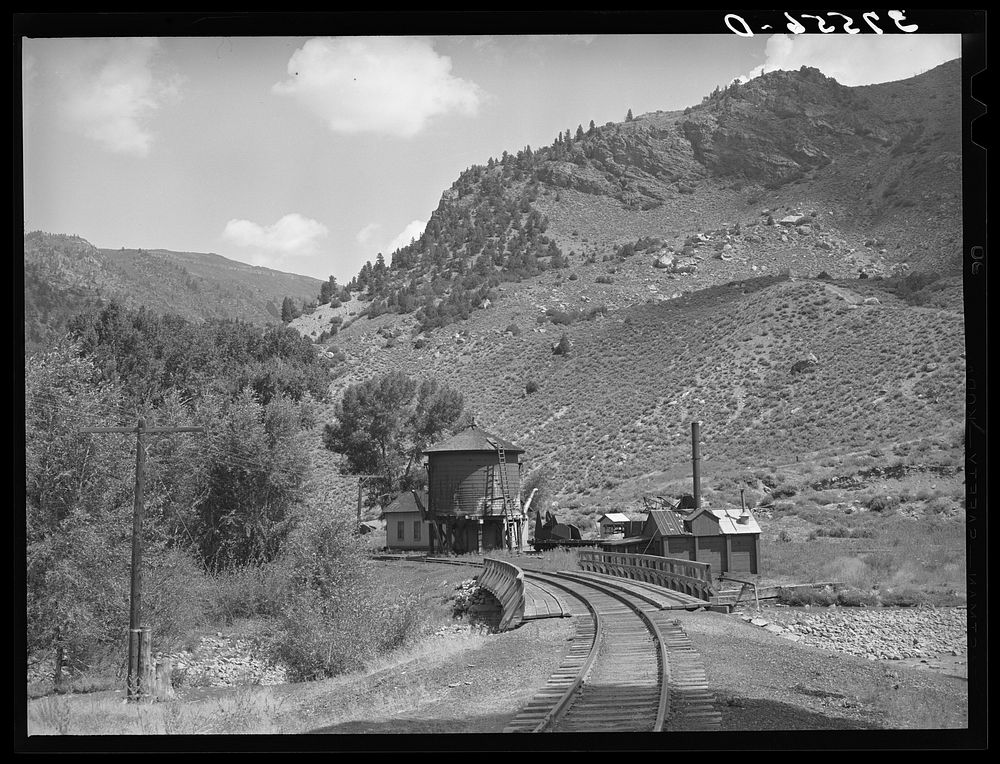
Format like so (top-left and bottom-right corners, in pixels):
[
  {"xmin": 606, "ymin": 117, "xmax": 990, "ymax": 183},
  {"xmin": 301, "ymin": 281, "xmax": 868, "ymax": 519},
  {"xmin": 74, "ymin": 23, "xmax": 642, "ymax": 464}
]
[
  {"xmin": 740, "ymin": 606, "xmax": 966, "ymax": 662},
  {"xmin": 160, "ymin": 634, "xmax": 288, "ymax": 688},
  {"xmin": 449, "ymin": 578, "xmax": 502, "ymax": 629}
]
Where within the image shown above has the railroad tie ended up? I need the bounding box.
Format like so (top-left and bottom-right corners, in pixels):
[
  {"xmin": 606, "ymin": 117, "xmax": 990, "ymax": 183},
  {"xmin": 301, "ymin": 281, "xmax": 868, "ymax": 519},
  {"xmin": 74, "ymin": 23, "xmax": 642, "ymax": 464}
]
[{"xmin": 653, "ymin": 615, "xmax": 722, "ymax": 731}]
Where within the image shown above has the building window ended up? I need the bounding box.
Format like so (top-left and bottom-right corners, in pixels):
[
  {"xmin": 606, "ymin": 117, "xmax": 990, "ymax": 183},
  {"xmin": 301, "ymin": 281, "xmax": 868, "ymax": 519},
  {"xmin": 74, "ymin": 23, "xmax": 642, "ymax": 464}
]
[
  {"xmin": 413, "ymin": 521, "xmax": 421, "ymax": 541},
  {"xmin": 397, "ymin": 521, "xmax": 404, "ymax": 540}
]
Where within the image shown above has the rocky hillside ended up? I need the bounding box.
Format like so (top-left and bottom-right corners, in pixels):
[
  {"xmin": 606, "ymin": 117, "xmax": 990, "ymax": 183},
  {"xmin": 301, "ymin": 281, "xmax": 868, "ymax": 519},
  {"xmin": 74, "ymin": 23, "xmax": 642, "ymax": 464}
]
[
  {"xmin": 301, "ymin": 60, "xmax": 965, "ymax": 521},
  {"xmin": 23, "ymin": 231, "xmax": 322, "ymax": 352},
  {"xmin": 342, "ymin": 59, "xmax": 961, "ymax": 338}
]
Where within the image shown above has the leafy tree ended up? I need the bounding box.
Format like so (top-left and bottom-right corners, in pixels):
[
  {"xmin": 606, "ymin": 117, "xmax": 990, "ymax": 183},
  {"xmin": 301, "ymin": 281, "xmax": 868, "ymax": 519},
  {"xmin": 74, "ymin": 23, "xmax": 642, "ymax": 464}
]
[
  {"xmin": 323, "ymin": 372, "xmax": 466, "ymax": 501},
  {"xmin": 25, "ymin": 342, "xmax": 206, "ymax": 680},
  {"xmin": 185, "ymin": 388, "xmax": 311, "ymax": 572},
  {"xmin": 68, "ymin": 301, "xmax": 331, "ymax": 407}
]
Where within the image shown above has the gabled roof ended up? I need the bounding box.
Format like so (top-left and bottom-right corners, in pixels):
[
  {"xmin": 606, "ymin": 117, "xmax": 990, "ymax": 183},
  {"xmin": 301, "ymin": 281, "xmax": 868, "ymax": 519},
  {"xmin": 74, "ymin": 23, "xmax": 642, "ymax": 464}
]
[
  {"xmin": 643, "ymin": 509, "xmax": 689, "ymax": 537},
  {"xmin": 423, "ymin": 425, "xmax": 524, "ymax": 454},
  {"xmin": 598, "ymin": 512, "xmax": 632, "ymax": 523},
  {"xmin": 381, "ymin": 490, "xmax": 429, "ymax": 519}
]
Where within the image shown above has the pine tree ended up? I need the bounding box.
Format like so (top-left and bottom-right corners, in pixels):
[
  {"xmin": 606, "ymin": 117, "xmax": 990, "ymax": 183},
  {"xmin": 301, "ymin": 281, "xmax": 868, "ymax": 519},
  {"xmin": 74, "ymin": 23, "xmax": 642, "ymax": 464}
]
[
  {"xmin": 576, "ymin": 124, "xmax": 585, "ymax": 140},
  {"xmin": 625, "ymin": 108, "xmax": 634, "ymax": 122},
  {"xmin": 281, "ymin": 297, "xmax": 297, "ymax": 323},
  {"xmin": 588, "ymin": 119, "xmax": 596, "ymax": 134}
]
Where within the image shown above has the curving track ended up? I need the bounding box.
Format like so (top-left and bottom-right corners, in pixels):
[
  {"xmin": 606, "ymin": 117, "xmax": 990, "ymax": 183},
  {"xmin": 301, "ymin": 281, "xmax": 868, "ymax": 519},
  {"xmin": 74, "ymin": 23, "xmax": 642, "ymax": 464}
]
[{"xmin": 422, "ymin": 557, "xmax": 721, "ymax": 732}]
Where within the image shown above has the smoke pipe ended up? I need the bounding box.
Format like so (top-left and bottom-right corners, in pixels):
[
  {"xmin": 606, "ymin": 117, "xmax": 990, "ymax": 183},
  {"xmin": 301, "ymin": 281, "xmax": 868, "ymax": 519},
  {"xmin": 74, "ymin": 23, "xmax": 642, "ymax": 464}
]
[{"xmin": 691, "ymin": 421, "xmax": 702, "ymax": 509}]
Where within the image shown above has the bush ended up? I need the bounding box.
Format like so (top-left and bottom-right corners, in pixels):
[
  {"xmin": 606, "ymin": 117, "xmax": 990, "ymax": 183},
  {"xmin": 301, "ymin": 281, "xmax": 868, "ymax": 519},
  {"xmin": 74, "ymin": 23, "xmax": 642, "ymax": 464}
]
[
  {"xmin": 776, "ymin": 586, "xmax": 838, "ymax": 606},
  {"xmin": 207, "ymin": 564, "xmax": 285, "ymax": 625},
  {"xmin": 552, "ymin": 334, "xmax": 572, "ymax": 356},
  {"xmin": 836, "ymin": 588, "xmax": 879, "ymax": 607},
  {"xmin": 867, "ymin": 494, "xmax": 900, "ymax": 514},
  {"xmin": 879, "ymin": 587, "xmax": 927, "ymax": 607},
  {"xmin": 505, "ymin": 323, "xmax": 521, "ymax": 336},
  {"xmin": 595, "ymin": 275, "xmax": 613, "ymax": 284},
  {"xmin": 525, "ymin": 379, "xmax": 539, "ymax": 394},
  {"xmin": 267, "ymin": 507, "xmax": 430, "ymax": 682}
]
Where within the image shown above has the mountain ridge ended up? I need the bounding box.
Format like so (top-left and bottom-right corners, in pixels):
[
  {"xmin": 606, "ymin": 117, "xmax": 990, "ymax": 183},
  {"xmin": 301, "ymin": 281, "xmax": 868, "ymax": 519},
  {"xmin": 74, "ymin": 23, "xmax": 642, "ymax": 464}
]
[
  {"xmin": 23, "ymin": 231, "xmax": 322, "ymax": 352},
  {"xmin": 23, "ymin": 59, "xmax": 967, "ymax": 522}
]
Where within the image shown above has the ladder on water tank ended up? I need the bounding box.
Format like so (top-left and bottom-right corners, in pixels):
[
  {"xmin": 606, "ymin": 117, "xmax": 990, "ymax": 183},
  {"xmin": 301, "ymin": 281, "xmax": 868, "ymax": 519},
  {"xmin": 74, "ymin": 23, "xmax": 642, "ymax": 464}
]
[{"xmin": 495, "ymin": 445, "xmax": 518, "ymax": 547}]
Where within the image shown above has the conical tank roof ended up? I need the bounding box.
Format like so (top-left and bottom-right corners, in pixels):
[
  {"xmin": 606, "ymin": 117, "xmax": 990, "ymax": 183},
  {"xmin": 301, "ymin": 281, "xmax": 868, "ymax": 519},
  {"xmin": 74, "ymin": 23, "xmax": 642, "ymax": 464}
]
[{"xmin": 423, "ymin": 425, "xmax": 524, "ymax": 454}]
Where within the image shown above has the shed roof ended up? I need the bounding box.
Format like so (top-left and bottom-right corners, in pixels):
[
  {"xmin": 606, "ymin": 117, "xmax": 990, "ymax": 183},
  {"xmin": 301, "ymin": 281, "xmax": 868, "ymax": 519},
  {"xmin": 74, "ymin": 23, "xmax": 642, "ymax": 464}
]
[
  {"xmin": 643, "ymin": 509, "xmax": 689, "ymax": 537},
  {"xmin": 423, "ymin": 425, "xmax": 524, "ymax": 454},
  {"xmin": 598, "ymin": 512, "xmax": 632, "ymax": 523},
  {"xmin": 696, "ymin": 507, "xmax": 762, "ymax": 535},
  {"xmin": 381, "ymin": 490, "xmax": 428, "ymax": 519}
]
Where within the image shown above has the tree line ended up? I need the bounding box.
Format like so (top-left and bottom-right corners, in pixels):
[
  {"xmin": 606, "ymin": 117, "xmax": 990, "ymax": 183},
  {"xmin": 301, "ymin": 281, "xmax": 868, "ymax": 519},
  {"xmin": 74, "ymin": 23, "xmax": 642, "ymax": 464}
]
[{"xmin": 25, "ymin": 300, "xmax": 451, "ymax": 686}]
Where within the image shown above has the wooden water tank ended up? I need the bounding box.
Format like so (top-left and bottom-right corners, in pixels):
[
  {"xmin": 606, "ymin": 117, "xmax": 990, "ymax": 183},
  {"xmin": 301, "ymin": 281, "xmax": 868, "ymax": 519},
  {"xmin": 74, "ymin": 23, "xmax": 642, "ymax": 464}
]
[{"xmin": 424, "ymin": 426, "xmax": 524, "ymax": 518}]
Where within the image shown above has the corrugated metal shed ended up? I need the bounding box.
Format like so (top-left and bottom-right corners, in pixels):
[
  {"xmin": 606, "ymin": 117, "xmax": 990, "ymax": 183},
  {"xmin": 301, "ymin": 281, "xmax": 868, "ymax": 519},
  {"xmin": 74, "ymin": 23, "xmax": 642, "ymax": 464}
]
[{"xmin": 423, "ymin": 425, "xmax": 524, "ymax": 454}]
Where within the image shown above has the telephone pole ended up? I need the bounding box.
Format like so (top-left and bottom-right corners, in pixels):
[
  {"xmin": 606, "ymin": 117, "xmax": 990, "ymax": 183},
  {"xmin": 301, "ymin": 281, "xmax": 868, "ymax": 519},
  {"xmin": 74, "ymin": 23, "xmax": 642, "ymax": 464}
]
[{"xmin": 81, "ymin": 417, "xmax": 204, "ymax": 701}]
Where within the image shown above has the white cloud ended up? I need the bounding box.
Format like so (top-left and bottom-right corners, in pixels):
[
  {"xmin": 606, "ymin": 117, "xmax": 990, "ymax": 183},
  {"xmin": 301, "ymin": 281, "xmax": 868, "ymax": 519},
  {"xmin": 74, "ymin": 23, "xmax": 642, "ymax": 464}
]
[
  {"xmin": 273, "ymin": 37, "xmax": 483, "ymax": 138},
  {"xmin": 737, "ymin": 33, "xmax": 961, "ymax": 86},
  {"xmin": 356, "ymin": 222, "xmax": 381, "ymax": 246},
  {"xmin": 385, "ymin": 219, "xmax": 427, "ymax": 255},
  {"xmin": 53, "ymin": 38, "xmax": 179, "ymax": 156},
  {"xmin": 222, "ymin": 213, "xmax": 329, "ymax": 269}
]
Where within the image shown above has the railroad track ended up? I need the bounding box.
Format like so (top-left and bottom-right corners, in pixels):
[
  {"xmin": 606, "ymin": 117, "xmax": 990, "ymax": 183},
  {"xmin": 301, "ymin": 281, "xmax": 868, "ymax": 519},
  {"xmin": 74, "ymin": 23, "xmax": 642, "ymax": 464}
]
[{"xmin": 421, "ymin": 556, "xmax": 721, "ymax": 733}]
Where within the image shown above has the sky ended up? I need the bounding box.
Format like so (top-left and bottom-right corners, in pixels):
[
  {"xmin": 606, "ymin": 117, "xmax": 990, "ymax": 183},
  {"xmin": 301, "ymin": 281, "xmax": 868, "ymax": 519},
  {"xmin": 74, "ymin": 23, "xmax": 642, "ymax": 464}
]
[{"xmin": 21, "ymin": 27, "xmax": 962, "ymax": 283}]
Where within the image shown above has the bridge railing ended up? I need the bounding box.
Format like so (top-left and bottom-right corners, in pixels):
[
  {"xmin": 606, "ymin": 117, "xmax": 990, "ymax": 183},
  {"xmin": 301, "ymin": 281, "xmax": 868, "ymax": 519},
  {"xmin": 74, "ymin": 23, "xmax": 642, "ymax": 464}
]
[
  {"xmin": 478, "ymin": 558, "xmax": 527, "ymax": 631},
  {"xmin": 577, "ymin": 550, "xmax": 718, "ymax": 602}
]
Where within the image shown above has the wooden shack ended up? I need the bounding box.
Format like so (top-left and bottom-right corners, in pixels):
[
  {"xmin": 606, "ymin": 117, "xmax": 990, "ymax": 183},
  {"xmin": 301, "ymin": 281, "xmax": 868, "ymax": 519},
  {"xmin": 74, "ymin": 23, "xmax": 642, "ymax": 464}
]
[
  {"xmin": 597, "ymin": 512, "xmax": 635, "ymax": 538},
  {"xmin": 597, "ymin": 512, "xmax": 630, "ymax": 538},
  {"xmin": 424, "ymin": 425, "xmax": 526, "ymax": 554},
  {"xmin": 381, "ymin": 491, "xmax": 430, "ymax": 552},
  {"xmin": 598, "ymin": 506, "xmax": 761, "ymax": 577}
]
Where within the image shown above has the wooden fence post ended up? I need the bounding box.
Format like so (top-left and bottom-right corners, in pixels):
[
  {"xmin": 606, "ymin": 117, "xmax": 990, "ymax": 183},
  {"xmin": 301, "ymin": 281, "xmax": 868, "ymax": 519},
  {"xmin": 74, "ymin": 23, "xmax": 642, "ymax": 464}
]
[{"xmin": 139, "ymin": 626, "xmax": 154, "ymax": 700}]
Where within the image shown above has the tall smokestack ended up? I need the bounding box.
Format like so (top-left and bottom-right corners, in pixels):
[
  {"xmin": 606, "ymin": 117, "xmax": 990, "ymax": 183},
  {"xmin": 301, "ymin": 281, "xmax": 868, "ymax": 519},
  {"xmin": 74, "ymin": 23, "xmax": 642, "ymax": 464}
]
[{"xmin": 691, "ymin": 421, "xmax": 702, "ymax": 509}]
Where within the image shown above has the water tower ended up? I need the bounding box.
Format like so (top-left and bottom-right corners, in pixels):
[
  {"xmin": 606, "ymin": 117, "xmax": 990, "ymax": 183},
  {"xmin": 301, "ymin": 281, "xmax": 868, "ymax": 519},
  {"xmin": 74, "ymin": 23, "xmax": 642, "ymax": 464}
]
[{"xmin": 423, "ymin": 425, "xmax": 526, "ymax": 554}]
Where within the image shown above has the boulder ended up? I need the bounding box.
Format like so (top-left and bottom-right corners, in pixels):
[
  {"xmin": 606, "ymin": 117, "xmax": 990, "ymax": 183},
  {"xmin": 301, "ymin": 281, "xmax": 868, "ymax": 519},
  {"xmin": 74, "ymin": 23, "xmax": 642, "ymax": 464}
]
[
  {"xmin": 796, "ymin": 225, "xmax": 812, "ymax": 236},
  {"xmin": 653, "ymin": 254, "xmax": 675, "ymax": 269},
  {"xmin": 780, "ymin": 214, "xmax": 810, "ymax": 226}
]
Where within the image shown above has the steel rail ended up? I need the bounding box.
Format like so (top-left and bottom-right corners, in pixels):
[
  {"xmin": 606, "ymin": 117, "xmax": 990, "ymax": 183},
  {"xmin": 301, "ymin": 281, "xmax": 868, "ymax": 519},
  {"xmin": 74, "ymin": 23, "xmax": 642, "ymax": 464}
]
[
  {"xmin": 418, "ymin": 556, "xmax": 716, "ymax": 732},
  {"xmin": 518, "ymin": 570, "xmax": 671, "ymax": 733}
]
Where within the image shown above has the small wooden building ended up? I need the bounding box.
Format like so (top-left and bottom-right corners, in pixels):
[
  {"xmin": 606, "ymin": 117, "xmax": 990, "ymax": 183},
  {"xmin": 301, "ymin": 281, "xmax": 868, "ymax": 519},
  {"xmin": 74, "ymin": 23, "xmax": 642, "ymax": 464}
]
[
  {"xmin": 597, "ymin": 513, "xmax": 630, "ymax": 538},
  {"xmin": 381, "ymin": 491, "xmax": 430, "ymax": 552},
  {"xmin": 424, "ymin": 425, "xmax": 526, "ymax": 554},
  {"xmin": 597, "ymin": 512, "xmax": 640, "ymax": 538},
  {"xmin": 598, "ymin": 506, "xmax": 761, "ymax": 578}
]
